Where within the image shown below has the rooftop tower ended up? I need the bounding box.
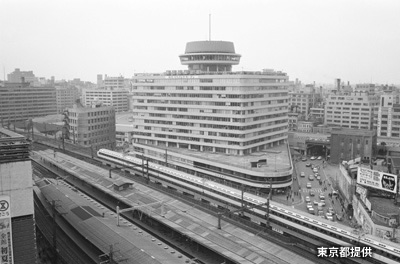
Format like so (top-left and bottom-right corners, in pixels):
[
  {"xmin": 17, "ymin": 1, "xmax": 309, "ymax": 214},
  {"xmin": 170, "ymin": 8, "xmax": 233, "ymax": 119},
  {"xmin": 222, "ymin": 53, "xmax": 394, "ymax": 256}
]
[{"xmin": 179, "ymin": 41, "xmax": 241, "ymax": 72}]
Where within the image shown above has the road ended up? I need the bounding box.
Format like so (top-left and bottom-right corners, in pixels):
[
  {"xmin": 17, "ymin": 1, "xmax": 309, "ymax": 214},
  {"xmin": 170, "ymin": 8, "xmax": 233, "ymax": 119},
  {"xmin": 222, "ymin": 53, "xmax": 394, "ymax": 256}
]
[{"xmin": 292, "ymin": 157, "xmax": 351, "ymax": 226}]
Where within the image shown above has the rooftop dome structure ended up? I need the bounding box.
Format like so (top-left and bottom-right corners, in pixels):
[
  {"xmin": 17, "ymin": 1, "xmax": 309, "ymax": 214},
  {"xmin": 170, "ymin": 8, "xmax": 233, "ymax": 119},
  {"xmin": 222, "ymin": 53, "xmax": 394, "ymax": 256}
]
[{"xmin": 179, "ymin": 41, "xmax": 241, "ymax": 72}]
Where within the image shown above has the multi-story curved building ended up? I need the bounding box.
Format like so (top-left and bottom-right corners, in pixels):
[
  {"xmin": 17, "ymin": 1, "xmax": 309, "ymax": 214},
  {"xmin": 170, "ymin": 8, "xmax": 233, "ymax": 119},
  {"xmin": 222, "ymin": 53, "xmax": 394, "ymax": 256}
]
[{"xmin": 130, "ymin": 40, "xmax": 292, "ymax": 193}]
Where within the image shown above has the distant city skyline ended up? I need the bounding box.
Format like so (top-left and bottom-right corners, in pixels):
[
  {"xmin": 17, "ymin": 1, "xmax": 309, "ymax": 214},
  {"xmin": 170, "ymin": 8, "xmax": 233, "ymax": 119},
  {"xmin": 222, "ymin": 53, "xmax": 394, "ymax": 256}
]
[{"xmin": 1, "ymin": 0, "xmax": 400, "ymax": 84}]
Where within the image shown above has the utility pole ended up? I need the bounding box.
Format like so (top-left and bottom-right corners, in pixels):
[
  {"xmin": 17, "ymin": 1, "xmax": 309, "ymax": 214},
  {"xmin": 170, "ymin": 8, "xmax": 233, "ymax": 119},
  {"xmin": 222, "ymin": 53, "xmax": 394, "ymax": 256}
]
[
  {"xmin": 265, "ymin": 180, "xmax": 273, "ymax": 227},
  {"xmin": 146, "ymin": 159, "xmax": 149, "ymax": 183}
]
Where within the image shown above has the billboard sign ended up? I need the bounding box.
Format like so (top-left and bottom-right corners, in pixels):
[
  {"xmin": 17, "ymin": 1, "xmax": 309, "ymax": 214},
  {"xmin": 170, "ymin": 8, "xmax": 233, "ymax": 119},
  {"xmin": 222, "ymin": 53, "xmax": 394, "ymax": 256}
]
[
  {"xmin": 0, "ymin": 196, "xmax": 13, "ymax": 264},
  {"xmin": 357, "ymin": 167, "xmax": 398, "ymax": 193}
]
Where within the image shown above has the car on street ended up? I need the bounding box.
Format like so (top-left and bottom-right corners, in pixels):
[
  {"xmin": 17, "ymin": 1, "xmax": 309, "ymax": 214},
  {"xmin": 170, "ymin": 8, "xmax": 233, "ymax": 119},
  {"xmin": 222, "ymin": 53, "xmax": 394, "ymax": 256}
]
[
  {"xmin": 316, "ymin": 176, "xmax": 321, "ymax": 181},
  {"xmin": 308, "ymin": 175, "xmax": 314, "ymax": 181},
  {"xmin": 328, "ymin": 207, "xmax": 335, "ymax": 215},
  {"xmin": 319, "ymin": 194, "xmax": 325, "ymax": 200},
  {"xmin": 305, "ymin": 163, "xmax": 312, "ymax": 167},
  {"xmin": 305, "ymin": 196, "xmax": 311, "ymax": 202},
  {"xmin": 310, "ymin": 156, "xmax": 316, "ymax": 160},
  {"xmin": 306, "ymin": 183, "xmax": 312, "ymax": 188},
  {"xmin": 301, "ymin": 157, "xmax": 307, "ymax": 161},
  {"xmin": 310, "ymin": 192, "xmax": 315, "ymax": 196},
  {"xmin": 314, "ymin": 200, "xmax": 319, "ymax": 205},
  {"xmin": 317, "ymin": 156, "xmax": 323, "ymax": 160},
  {"xmin": 313, "ymin": 168, "xmax": 318, "ymax": 173},
  {"xmin": 326, "ymin": 212, "xmax": 334, "ymax": 221},
  {"xmin": 308, "ymin": 207, "xmax": 315, "ymax": 214},
  {"xmin": 300, "ymin": 172, "xmax": 305, "ymax": 177},
  {"xmin": 318, "ymin": 210, "xmax": 324, "ymax": 217}
]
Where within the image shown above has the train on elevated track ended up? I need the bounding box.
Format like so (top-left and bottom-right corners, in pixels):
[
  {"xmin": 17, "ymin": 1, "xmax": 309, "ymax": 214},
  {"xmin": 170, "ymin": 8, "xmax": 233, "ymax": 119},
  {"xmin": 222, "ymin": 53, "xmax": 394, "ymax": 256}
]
[{"xmin": 97, "ymin": 148, "xmax": 400, "ymax": 264}]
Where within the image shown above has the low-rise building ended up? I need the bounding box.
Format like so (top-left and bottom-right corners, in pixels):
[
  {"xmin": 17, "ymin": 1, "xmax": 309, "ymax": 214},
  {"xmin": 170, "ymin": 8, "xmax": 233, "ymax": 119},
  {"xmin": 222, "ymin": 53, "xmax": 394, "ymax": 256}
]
[
  {"xmin": 297, "ymin": 121, "xmax": 314, "ymax": 133},
  {"xmin": 0, "ymin": 128, "xmax": 37, "ymax": 263},
  {"xmin": 330, "ymin": 127, "xmax": 377, "ymax": 164},
  {"xmin": 67, "ymin": 103, "xmax": 116, "ymax": 150}
]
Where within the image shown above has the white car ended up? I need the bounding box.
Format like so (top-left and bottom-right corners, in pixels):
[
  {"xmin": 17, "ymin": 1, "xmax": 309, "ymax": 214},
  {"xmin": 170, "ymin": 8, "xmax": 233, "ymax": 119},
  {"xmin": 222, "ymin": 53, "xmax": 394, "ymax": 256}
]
[
  {"xmin": 300, "ymin": 172, "xmax": 305, "ymax": 177},
  {"xmin": 313, "ymin": 168, "xmax": 318, "ymax": 173},
  {"xmin": 317, "ymin": 156, "xmax": 323, "ymax": 160},
  {"xmin": 305, "ymin": 196, "xmax": 311, "ymax": 202},
  {"xmin": 310, "ymin": 156, "xmax": 316, "ymax": 160},
  {"xmin": 306, "ymin": 183, "xmax": 312, "ymax": 188},
  {"xmin": 326, "ymin": 212, "xmax": 334, "ymax": 221}
]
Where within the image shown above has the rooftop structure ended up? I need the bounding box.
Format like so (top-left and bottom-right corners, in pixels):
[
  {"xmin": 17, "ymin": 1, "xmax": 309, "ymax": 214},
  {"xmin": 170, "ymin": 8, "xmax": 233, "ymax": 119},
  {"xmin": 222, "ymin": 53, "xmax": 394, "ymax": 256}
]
[
  {"xmin": 179, "ymin": 41, "xmax": 241, "ymax": 72},
  {"xmin": 36, "ymin": 178, "xmax": 190, "ymax": 264}
]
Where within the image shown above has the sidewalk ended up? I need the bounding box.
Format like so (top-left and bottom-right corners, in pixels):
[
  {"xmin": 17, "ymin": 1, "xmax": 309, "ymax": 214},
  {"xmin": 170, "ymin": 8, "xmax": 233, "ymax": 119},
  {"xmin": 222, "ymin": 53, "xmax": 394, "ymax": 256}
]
[
  {"xmin": 321, "ymin": 164, "xmax": 353, "ymax": 226},
  {"xmin": 272, "ymin": 165, "xmax": 303, "ymax": 207}
]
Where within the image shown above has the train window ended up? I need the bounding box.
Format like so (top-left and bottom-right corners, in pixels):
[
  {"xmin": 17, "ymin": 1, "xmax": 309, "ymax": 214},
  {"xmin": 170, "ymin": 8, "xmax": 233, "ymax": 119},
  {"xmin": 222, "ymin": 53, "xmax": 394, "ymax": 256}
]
[
  {"xmin": 378, "ymin": 244, "xmax": 386, "ymax": 248},
  {"xmin": 304, "ymin": 218, "xmax": 309, "ymax": 221}
]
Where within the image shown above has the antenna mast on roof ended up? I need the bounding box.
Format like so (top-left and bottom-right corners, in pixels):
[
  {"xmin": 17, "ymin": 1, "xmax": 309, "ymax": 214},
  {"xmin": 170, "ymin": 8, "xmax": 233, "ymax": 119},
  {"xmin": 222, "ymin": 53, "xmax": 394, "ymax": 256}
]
[{"xmin": 209, "ymin": 14, "xmax": 211, "ymax": 41}]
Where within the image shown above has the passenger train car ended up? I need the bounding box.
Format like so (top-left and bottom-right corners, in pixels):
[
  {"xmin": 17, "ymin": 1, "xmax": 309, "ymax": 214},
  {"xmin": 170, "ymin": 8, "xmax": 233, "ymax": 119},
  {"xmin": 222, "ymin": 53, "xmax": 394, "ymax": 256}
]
[{"xmin": 97, "ymin": 149, "xmax": 400, "ymax": 264}]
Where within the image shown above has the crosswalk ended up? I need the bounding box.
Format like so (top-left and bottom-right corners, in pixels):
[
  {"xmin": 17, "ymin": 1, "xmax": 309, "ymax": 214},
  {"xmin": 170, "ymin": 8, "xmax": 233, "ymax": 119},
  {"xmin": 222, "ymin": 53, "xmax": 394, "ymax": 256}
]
[{"xmin": 300, "ymin": 188, "xmax": 323, "ymax": 193}]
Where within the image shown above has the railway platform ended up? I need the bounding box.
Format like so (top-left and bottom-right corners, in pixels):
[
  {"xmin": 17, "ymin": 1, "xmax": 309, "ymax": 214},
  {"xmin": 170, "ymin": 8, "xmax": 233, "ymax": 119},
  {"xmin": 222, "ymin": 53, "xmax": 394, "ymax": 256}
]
[{"xmin": 32, "ymin": 149, "xmax": 319, "ymax": 264}]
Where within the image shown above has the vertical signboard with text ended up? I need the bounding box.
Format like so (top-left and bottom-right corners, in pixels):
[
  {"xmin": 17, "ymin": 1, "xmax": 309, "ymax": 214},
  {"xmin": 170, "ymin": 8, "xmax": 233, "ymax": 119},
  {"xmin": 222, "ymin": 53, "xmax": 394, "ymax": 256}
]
[{"xmin": 0, "ymin": 196, "xmax": 13, "ymax": 264}]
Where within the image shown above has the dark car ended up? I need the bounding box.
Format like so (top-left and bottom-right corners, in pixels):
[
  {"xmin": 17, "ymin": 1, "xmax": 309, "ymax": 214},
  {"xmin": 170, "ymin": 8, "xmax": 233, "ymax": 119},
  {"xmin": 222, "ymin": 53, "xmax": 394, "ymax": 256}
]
[
  {"xmin": 301, "ymin": 157, "xmax": 307, "ymax": 162},
  {"xmin": 305, "ymin": 163, "xmax": 312, "ymax": 167}
]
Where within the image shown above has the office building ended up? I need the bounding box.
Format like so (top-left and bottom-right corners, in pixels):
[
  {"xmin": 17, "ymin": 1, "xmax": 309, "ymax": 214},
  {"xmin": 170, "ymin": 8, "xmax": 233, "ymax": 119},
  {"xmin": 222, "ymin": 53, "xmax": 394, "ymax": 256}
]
[
  {"xmin": 330, "ymin": 127, "xmax": 377, "ymax": 164},
  {"xmin": 104, "ymin": 75, "xmax": 125, "ymax": 90},
  {"xmin": 355, "ymin": 83, "xmax": 375, "ymax": 94},
  {"xmin": 0, "ymin": 128, "xmax": 37, "ymax": 264},
  {"xmin": 325, "ymin": 91, "xmax": 379, "ymax": 130},
  {"xmin": 67, "ymin": 103, "xmax": 116, "ymax": 150},
  {"xmin": 130, "ymin": 40, "xmax": 292, "ymax": 192},
  {"xmin": 7, "ymin": 68, "xmax": 36, "ymax": 84},
  {"xmin": 288, "ymin": 112, "xmax": 299, "ymax": 131},
  {"xmin": 289, "ymin": 90, "xmax": 319, "ymax": 120},
  {"xmin": 82, "ymin": 88, "xmax": 129, "ymax": 112},
  {"xmin": 56, "ymin": 86, "xmax": 80, "ymax": 114},
  {"xmin": 373, "ymin": 94, "xmax": 400, "ymax": 138},
  {"xmin": 309, "ymin": 107, "xmax": 325, "ymax": 122},
  {"xmin": 0, "ymin": 82, "xmax": 57, "ymax": 125},
  {"xmin": 97, "ymin": 74, "xmax": 103, "ymax": 87}
]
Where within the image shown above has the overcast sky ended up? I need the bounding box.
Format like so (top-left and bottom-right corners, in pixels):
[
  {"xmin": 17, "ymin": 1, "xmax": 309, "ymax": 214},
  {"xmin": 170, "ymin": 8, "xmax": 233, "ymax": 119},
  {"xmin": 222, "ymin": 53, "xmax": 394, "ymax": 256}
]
[{"xmin": 1, "ymin": 0, "xmax": 399, "ymax": 84}]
